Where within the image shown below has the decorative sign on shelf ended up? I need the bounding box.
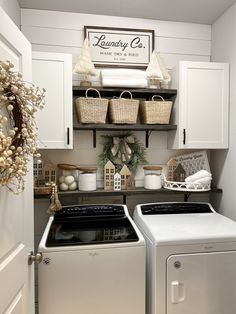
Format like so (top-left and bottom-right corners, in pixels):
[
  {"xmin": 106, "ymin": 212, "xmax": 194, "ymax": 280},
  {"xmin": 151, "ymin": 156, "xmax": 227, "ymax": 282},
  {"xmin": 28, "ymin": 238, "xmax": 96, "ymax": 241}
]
[
  {"xmin": 167, "ymin": 150, "xmax": 210, "ymax": 181},
  {"xmin": 84, "ymin": 26, "xmax": 154, "ymax": 68}
]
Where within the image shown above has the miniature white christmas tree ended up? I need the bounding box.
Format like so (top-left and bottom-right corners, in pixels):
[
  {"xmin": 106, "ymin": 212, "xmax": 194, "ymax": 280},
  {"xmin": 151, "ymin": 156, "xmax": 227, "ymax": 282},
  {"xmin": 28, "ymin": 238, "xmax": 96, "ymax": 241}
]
[
  {"xmin": 146, "ymin": 51, "xmax": 163, "ymax": 88},
  {"xmin": 73, "ymin": 38, "xmax": 97, "ymax": 86},
  {"xmin": 156, "ymin": 52, "xmax": 171, "ymax": 88}
]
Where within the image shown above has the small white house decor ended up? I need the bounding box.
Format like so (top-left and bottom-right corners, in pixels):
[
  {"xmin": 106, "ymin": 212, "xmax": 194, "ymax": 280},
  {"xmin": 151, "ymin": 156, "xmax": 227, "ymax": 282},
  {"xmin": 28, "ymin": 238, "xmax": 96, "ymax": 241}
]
[
  {"xmin": 114, "ymin": 172, "xmax": 121, "ymax": 191},
  {"xmin": 0, "ymin": 60, "xmax": 45, "ymax": 193},
  {"xmin": 73, "ymin": 38, "xmax": 97, "ymax": 87},
  {"xmin": 104, "ymin": 160, "xmax": 133, "ymax": 191}
]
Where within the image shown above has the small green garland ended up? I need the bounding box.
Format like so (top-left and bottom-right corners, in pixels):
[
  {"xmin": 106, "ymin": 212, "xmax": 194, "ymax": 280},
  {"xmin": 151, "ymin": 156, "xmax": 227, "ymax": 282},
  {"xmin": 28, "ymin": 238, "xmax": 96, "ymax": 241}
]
[{"xmin": 99, "ymin": 132, "xmax": 147, "ymax": 173}]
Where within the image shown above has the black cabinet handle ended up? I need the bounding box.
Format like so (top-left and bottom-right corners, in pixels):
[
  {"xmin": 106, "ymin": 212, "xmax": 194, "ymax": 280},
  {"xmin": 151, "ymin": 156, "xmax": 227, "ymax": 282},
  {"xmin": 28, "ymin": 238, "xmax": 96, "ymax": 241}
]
[
  {"xmin": 183, "ymin": 128, "xmax": 186, "ymax": 145},
  {"xmin": 67, "ymin": 128, "xmax": 70, "ymax": 145}
]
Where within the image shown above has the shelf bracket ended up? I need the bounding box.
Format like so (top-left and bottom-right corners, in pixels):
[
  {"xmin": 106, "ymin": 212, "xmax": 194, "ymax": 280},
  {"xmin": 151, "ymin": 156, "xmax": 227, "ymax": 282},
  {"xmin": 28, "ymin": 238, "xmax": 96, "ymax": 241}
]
[
  {"xmin": 184, "ymin": 193, "xmax": 191, "ymax": 202},
  {"xmin": 145, "ymin": 130, "xmax": 152, "ymax": 148},
  {"xmin": 123, "ymin": 195, "xmax": 127, "ymax": 204},
  {"xmin": 92, "ymin": 129, "xmax": 96, "ymax": 148}
]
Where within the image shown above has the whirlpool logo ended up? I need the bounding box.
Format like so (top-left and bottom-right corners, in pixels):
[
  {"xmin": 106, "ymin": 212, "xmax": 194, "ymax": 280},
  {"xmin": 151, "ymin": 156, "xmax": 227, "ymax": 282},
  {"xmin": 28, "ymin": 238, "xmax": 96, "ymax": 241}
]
[{"xmin": 43, "ymin": 257, "xmax": 51, "ymax": 265}]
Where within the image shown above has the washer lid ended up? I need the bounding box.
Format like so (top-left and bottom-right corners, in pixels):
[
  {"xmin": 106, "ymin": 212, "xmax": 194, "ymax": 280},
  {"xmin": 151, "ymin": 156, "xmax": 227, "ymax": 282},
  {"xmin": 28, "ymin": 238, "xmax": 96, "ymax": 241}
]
[
  {"xmin": 134, "ymin": 202, "xmax": 236, "ymax": 245},
  {"xmin": 46, "ymin": 216, "xmax": 140, "ymax": 247}
]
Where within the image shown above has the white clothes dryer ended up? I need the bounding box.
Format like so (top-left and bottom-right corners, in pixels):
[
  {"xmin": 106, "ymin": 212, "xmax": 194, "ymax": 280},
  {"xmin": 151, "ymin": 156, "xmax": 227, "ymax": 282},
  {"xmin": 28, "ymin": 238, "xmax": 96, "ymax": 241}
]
[
  {"xmin": 133, "ymin": 202, "xmax": 236, "ymax": 314},
  {"xmin": 38, "ymin": 204, "xmax": 145, "ymax": 314}
]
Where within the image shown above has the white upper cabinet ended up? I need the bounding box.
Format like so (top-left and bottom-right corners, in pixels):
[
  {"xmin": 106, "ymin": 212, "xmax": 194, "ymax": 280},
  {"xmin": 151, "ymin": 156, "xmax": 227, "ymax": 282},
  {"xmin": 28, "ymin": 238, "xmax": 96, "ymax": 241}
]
[
  {"xmin": 168, "ymin": 61, "xmax": 229, "ymax": 149},
  {"xmin": 32, "ymin": 52, "xmax": 73, "ymax": 149}
]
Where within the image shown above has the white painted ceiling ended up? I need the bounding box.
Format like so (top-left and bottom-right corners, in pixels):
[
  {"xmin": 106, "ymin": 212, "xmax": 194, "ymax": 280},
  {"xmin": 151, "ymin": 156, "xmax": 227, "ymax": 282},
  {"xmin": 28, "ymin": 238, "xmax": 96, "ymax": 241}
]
[{"xmin": 18, "ymin": 0, "xmax": 235, "ymax": 24}]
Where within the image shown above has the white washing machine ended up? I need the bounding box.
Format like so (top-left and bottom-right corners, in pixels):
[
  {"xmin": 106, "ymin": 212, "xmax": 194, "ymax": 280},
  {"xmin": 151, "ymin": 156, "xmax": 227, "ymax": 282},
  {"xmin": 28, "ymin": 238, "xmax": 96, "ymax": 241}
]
[
  {"xmin": 133, "ymin": 202, "xmax": 236, "ymax": 314},
  {"xmin": 38, "ymin": 204, "xmax": 145, "ymax": 314}
]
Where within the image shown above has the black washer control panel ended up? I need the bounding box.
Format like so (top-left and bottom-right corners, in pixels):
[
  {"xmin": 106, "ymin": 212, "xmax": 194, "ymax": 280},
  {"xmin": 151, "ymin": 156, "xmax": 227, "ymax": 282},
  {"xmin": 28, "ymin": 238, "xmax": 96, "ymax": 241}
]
[{"xmin": 54, "ymin": 205, "xmax": 126, "ymax": 221}]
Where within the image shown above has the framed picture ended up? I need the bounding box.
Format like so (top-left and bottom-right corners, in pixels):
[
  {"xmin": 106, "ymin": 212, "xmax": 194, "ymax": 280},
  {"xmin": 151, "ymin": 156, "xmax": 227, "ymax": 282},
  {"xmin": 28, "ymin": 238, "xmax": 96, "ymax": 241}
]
[{"xmin": 84, "ymin": 26, "xmax": 154, "ymax": 68}]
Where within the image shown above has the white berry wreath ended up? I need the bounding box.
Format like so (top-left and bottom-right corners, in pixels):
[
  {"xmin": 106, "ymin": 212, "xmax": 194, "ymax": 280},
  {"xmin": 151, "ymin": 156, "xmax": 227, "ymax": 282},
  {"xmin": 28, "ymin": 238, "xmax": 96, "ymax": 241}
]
[{"xmin": 0, "ymin": 60, "xmax": 45, "ymax": 193}]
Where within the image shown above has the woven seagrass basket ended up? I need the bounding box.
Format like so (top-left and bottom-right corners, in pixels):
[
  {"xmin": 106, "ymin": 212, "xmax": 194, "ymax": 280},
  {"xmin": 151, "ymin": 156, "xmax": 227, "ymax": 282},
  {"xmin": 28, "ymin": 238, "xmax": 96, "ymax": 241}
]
[
  {"xmin": 75, "ymin": 88, "xmax": 108, "ymax": 124},
  {"xmin": 109, "ymin": 90, "xmax": 139, "ymax": 124},
  {"xmin": 140, "ymin": 95, "xmax": 172, "ymax": 124},
  {"xmin": 34, "ymin": 186, "xmax": 52, "ymax": 195}
]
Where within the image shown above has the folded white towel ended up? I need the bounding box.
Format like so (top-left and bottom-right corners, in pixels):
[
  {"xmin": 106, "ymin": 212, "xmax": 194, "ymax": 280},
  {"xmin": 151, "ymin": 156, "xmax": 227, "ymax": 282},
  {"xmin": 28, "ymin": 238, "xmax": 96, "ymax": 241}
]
[
  {"xmin": 186, "ymin": 176, "xmax": 211, "ymax": 189},
  {"xmin": 194, "ymin": 177, "xmax": 212, "ymax": 185},
  {"xmin": 186, "ymin": 177, "xmax": 211, "ymax": 190},
  {"xmin": 101, "ymin": 77, "xmax": 148, "ymax": 88},
  {"xmin": 101, "ymin": 69, "xmax": 146, "ymax": 79},
  {"xmin": 185, "ymin": 170, "xmax": 212, "ymax": 183}
]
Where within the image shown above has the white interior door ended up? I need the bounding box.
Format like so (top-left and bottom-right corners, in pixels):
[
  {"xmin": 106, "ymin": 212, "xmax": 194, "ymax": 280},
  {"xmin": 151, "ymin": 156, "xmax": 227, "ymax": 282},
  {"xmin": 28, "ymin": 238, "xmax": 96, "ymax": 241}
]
[
  {"xmin": 167, "ymin": 251, "xmax": 236, "ymax": 314},
  {"xmin": 0, "ymin": 7, "xmax": 34, "ymax": 314}
]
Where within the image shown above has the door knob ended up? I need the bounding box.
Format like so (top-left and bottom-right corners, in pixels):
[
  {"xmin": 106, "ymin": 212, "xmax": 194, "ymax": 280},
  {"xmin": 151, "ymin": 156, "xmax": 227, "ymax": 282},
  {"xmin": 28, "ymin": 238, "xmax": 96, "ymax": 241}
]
[{"xmin": 28, "ymin": 251, "xmax": 43, "ymax": 265}]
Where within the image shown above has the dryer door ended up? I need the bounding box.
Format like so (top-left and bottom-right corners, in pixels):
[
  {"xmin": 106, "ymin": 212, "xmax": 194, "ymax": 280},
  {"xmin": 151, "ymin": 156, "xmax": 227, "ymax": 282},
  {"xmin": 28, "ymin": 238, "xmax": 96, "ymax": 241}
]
[{"xmin": 167, "ymin": 251, "xmax": 236, "ymax": 314}]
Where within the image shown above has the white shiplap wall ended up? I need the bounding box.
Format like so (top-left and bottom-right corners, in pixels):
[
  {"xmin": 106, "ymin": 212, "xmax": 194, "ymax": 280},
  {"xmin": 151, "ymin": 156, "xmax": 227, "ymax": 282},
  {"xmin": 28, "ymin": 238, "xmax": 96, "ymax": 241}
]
[
  {"xmin": 21, "ymin": 9, "xmax": 211, "ymax": 86},
  {"xmin": 20, "ymin": 8, "xmax": 211, "ymax": 193}
]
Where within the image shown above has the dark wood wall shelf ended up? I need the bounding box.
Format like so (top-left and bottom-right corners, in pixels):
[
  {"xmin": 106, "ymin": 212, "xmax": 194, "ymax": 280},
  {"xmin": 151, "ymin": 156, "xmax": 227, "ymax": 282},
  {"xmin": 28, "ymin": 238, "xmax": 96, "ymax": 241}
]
[
  {"xmin": 73, "ymin": 124, "xmax": 177, "ymax": 131},
  {"xmin": 73, "ymin": 86, "xmax": 177, "ymax": 100},
  {"xmin": 73, "ymin": 123, "xmax": 177, "ymax": 147},
  {"xmin": 35, "ymin": 187, "xmax": 222, "ymax": 204},
  {"xmin": 73, "ymin": 86, "xmax": 178, "ymax": 147}
]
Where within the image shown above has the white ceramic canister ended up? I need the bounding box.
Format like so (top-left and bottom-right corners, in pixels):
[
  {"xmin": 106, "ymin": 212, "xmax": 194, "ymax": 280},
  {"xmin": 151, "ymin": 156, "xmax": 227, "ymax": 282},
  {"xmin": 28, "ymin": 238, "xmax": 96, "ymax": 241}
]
[
  {"xmin": 143, "ymin": 166, "xmax": 162, "ymax": 190},
  {"xmin": 78, "ymin": 167, "xmax": 97, "ymax": 191}
]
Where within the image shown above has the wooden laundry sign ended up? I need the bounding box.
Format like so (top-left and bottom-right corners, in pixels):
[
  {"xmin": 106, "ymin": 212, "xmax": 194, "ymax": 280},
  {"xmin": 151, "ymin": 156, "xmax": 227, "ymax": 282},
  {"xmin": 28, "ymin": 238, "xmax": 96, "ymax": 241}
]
[
  {"xmin": 167, "ymin": 150, "xmax": 210, "ymax": 181},
  {"xmin": 84, "ymin": 26, "xmax": 154, "ymax": 68}
]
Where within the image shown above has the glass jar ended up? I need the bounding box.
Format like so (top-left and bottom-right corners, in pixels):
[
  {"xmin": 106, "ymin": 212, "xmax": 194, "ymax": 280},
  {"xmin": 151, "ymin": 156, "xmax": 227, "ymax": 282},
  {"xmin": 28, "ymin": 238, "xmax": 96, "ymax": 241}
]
[
  {"xmin": 143, "ymin": 166, "xmax": 162, "ymax": 190},
  {"xmin": 78, "ymin": 166, "xmax": 97, "ymax": 191},
  {"xmin": 57, "ymin": 163, "xmax": 79, "ymax": 191}
]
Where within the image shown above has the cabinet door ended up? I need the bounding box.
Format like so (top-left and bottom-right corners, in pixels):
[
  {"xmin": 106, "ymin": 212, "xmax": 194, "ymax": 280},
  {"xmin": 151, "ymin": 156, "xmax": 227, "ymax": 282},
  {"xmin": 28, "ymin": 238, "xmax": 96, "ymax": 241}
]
[
  {"xmin": 167, "ymin": 251, "xmax": 236, "ymax": 314},
  {"xmin": 32, "ymin": 52, "xmax": 73, "ymax": 149},
  {"xmin": 169, "ymin": 62, "xmax": 229, "ymax": 149}
]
